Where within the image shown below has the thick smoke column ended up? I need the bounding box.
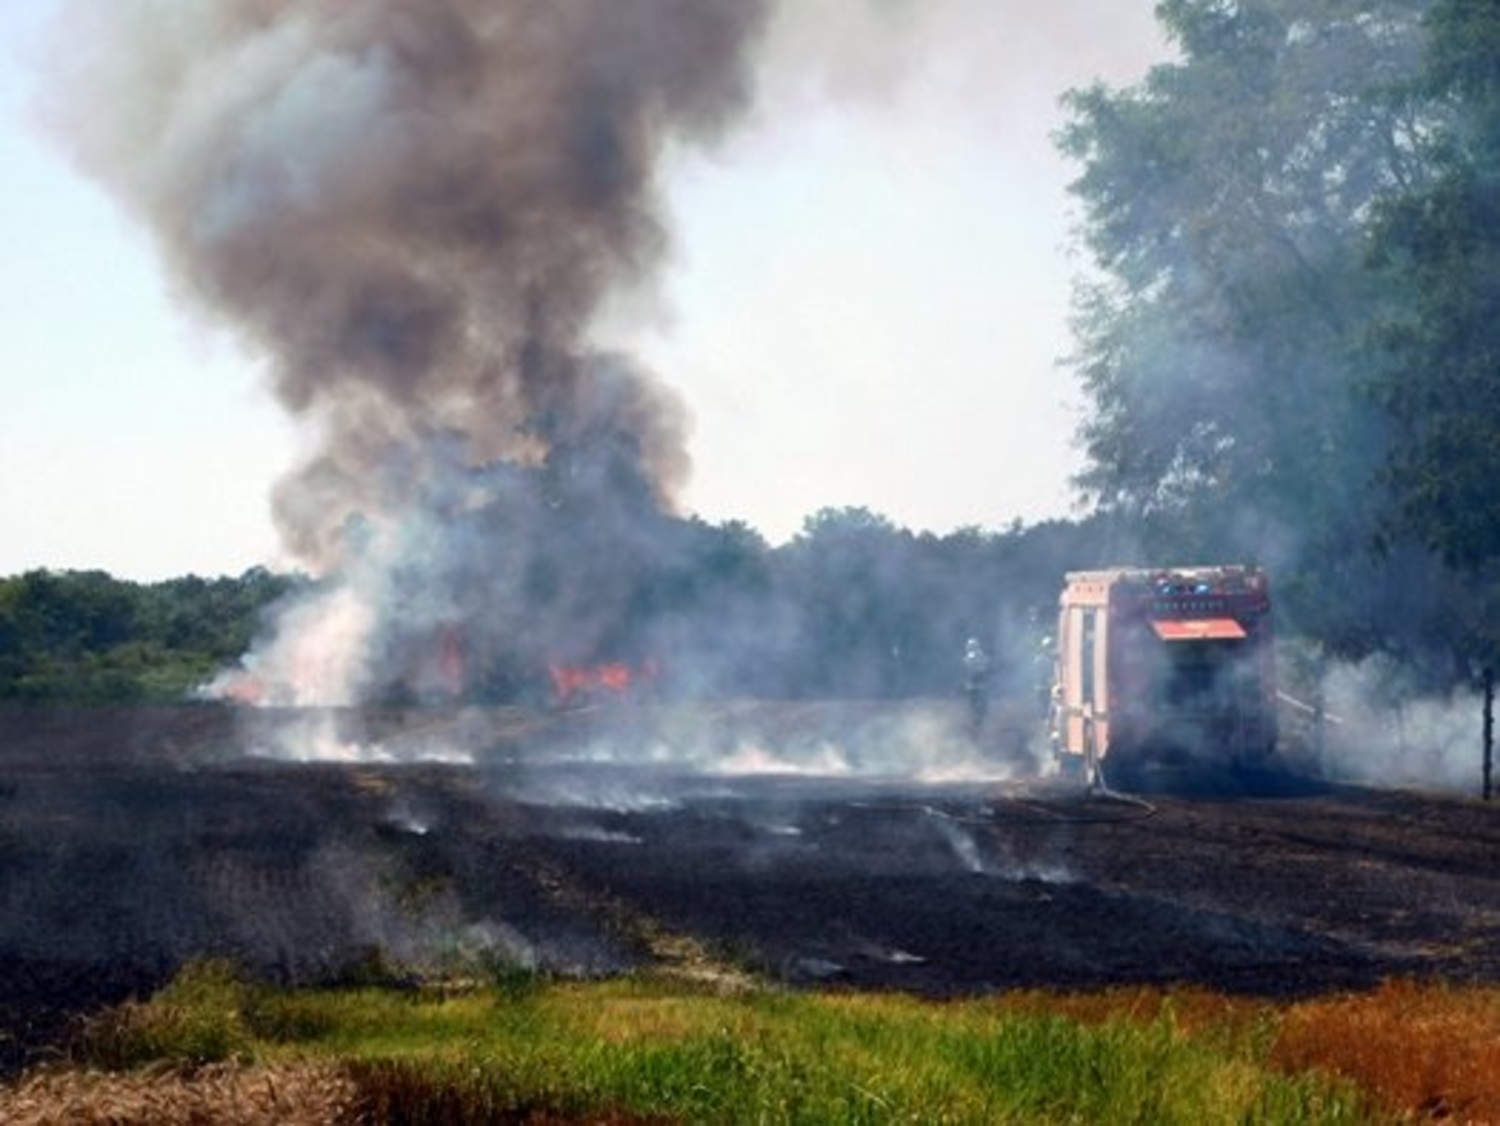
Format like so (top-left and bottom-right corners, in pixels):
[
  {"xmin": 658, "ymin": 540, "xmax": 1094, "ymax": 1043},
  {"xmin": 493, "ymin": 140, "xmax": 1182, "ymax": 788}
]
[{"xmin": 50, "ymin": 1, "xmax": 769, "ymax": 702}]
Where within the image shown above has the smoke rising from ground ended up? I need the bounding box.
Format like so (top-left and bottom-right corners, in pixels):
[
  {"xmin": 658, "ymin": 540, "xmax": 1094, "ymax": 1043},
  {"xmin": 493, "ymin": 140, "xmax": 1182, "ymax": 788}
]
[
  {"xmin": 1311, "ymin": 656, "xmax": 1487, "ymax": 796},
  {"xmin": 47, "ymin": 0, "xmax": 769, "ymax": 703}
]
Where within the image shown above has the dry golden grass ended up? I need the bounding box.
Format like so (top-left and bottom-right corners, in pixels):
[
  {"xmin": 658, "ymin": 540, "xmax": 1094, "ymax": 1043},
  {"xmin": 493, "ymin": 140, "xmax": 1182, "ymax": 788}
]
[
  {"xmin": 1272, "ymin": 979, "xmax": 1500, "ymax": 1122},
  {"xmin": 998, "ymin": 978, "xmax": 1500, "ymax": 1122},
  {"xmin": 0, "ymin": 1060, "xmax": 359, "ymax": 1126}
]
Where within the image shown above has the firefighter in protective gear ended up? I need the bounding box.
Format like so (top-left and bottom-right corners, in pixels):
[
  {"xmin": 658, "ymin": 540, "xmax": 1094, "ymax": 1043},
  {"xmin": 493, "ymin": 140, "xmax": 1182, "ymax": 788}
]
[{"xmin": 962, "ymin": 637, "xmax": 991, "ymax": 737}]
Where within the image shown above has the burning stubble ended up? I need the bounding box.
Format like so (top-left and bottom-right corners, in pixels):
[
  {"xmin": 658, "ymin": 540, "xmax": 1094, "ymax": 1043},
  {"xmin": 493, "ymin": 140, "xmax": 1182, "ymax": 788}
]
[{"xmin": 48, "ymin": 0, "xmax": 770, "ymax": 704}]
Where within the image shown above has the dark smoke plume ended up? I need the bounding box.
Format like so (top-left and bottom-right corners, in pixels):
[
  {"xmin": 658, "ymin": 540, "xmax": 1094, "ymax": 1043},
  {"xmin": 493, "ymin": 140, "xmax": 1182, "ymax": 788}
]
[{"xmin": 49, "ymin": 1, "xmax": 769, "ymax": 702}]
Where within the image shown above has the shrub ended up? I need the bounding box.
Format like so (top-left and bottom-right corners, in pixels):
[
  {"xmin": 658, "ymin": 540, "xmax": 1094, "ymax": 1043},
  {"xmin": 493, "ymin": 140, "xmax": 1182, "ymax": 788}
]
[{"xmin": 74, "ymin": 960, "xmax": 256, "ymax": 1070}]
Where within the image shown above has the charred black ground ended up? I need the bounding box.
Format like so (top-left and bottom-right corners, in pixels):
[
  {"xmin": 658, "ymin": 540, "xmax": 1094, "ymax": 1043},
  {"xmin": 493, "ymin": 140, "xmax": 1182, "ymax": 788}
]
[{"xmin": 2, "ymin": 702, "xmax": 1499, "ymax": 1077}]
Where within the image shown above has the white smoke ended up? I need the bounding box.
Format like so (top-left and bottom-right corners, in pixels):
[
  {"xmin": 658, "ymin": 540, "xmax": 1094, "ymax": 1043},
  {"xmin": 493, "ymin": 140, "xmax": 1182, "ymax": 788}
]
[
  {"xmin": 716, "ymin": 742, "xmax": 854, "ymax": 778},
  {"xmin": 237, "ymin": 708, "xmax": 474, "ymax": 765},
  {"xmin": 205, "ymin": 582, "xmax": 376, "ymax": 706},
  {"xmin": 1314, "ymin": 655, "xmax": 1487, "ymax": 795}
]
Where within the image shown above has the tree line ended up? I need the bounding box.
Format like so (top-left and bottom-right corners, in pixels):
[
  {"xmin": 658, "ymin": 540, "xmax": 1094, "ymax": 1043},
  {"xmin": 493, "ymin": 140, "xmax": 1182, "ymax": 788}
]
[
  {"xmin": 0, "ymin": 568, "xmax": 293, "ymax": 704},
  {"xmin": 0, "ymin": 513, "xmax": 1103, "ymax": 705}
]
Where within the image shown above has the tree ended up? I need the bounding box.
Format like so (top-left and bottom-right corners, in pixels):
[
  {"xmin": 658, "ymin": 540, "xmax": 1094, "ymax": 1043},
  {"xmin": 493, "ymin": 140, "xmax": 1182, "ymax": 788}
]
[
  {"xmin": 1369, "ymin": 0, "xmax": 1500, "ymax": 577},
  {"xmin": 1059, "ymin": 0, "xmax": 1437, "ymax": 648},
  {"xmin": 777, "ymin": 508, "xmax": 912, "ymax": 696},
  {"xmin": 0, "ymin": 569, "xmax": 294, "ymax": 703}
]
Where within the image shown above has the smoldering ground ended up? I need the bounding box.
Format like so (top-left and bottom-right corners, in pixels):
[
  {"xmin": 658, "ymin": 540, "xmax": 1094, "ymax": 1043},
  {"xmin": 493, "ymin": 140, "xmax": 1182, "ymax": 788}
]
[
  {"xmin": 0, "ymin": 699, "xmax": 1058, "ymax": 1003},
  {"xmin": 13, "ymin": 698, "xmax": 1500, "ymax": 1069}
]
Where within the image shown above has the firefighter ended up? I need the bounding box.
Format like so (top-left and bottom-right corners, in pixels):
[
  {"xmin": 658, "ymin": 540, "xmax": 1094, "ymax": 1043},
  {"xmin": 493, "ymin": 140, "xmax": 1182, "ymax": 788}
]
[{"xmin": 962, "ymin": 637, "xmax": 991, "ymax": 737}]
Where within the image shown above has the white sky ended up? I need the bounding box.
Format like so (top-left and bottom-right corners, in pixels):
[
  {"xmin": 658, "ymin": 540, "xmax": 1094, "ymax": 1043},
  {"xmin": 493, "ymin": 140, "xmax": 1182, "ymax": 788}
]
[{"xmin": 0, "ymin": 2, "xmax": 1168, "ymax": 580}]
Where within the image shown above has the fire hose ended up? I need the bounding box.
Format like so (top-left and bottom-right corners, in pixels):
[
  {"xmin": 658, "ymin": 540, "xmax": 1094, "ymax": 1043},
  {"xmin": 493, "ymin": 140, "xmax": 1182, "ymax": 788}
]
[
  {"xmin": 851, "ymin": 788, "xmax": 1158, "ymax": 826},
  {"xmin": 1276, "ymin": 690, "xmax": 1344, "ymax": 724}
]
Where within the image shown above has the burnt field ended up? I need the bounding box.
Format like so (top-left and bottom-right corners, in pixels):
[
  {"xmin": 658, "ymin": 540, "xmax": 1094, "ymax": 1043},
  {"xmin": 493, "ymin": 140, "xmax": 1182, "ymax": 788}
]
[{"xmin": 2, "ymin": 701, "xmax": 1499, "ymax": 1076}]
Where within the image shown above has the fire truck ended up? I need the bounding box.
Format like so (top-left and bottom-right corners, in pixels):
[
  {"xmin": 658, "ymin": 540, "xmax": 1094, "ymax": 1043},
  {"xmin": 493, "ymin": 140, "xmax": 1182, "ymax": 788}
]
[{"xmin": 1048, "ymin": 565, "xmax": 1277, "ymax": 786}]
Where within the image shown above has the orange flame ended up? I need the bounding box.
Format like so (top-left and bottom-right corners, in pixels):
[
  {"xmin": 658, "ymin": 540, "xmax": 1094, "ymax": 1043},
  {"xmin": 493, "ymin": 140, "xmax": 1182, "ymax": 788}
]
[
  {"xmin": 548, "ymin": 660, "xmax": 657, "ymax": 707},
  {"xmin": 435, "ymin": 625, "xmax": 465, "ymax": 697}
]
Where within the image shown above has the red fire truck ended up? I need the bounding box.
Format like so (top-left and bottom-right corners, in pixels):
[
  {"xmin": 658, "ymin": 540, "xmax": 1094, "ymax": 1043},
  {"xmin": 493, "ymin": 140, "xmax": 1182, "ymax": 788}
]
[{"xmin": 1048, "ymin": 565, "xmax": 1277, "ymax": 786}]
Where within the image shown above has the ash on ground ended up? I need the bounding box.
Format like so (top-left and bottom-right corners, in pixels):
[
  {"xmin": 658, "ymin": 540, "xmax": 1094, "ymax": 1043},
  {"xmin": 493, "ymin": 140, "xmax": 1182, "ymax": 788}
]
[{"xmin": 2, "ymin": 702, "xmax": 1499, "ymax": 1077}]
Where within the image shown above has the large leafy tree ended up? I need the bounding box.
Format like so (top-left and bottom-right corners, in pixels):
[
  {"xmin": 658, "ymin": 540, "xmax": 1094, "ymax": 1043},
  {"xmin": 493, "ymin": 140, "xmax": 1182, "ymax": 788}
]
[
  {"xmin": 1369, "ymin": 0, "xmax": 1500, "ymax": 578},
  {"xmin": 1059, "ymin": 0, "xmax": 1434, "ymax": 647}
]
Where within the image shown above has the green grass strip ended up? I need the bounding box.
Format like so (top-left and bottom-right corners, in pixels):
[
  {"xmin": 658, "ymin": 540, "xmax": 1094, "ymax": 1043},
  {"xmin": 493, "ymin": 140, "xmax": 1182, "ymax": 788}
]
[{"xmin": 76, "ymin": 963, "xmax": 1378, "ymax": 1124}]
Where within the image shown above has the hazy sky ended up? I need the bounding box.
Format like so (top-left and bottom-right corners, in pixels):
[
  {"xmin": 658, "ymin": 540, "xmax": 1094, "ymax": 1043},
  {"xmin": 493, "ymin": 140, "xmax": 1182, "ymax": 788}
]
[{"xmin": 0, "ymin": 2, "xmax": 1168, "ymax": 580}]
